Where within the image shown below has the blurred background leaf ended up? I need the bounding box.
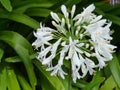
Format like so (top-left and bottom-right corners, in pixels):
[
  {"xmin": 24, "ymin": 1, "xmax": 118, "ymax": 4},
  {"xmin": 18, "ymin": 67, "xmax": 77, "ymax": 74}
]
[{"xmin": 0, "ymin": 0, "xmax": 12, "ymax": 12}]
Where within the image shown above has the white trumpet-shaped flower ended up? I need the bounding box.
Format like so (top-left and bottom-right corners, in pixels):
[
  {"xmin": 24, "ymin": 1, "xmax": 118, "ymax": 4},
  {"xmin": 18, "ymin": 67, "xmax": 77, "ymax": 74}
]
[{"xmin": 32, "ymin": 4, "xmax": 116, "ymax": 83}]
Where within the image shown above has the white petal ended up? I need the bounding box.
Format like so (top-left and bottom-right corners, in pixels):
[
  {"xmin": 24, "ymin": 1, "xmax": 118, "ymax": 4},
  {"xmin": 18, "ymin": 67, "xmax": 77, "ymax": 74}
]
[
  {"xmin": 42, "ymin": 55, "xmax": 53, "ymax": 65},
  {"xmin": 80, "ymin": 34, "xmax": 84, "ymax": 39},
  {"xmin": 72, "ymin": 51, "xmax": 80, "ymax": 66},
  {"xmin": 50, "ymin": 12, "xmax": 61, "ymax": 23},
  {"xmin": 95, "ymin": 48, "xmax": 106, "ymax": 68},
  {"xmin": 37, "ymin": 27, "xmax": 54, "ymax": 32},
  {"xmin": 75, "ymin": 26, "xmax": 81, "ymax": 36},
  {"xmin": 51, "ymin": 38, "xmax": 62, "ymax": 54},
  {"xmin": 58, "ymin": 45, "xmax": 69, "ymax": 65},
  {"xmin": 32, "ymin": 36, "xmax": 53, "ymax": 49},
  {"xmin": 38, "ymin": 46, "xmax": 52, "ymax": 58},
  {"xmin": 61, "ymin": 18, "xmax": 65, "ymax": 27},
  {"xmin": 74, "ymin": 17, "xmax": 82, "ymax": 26},
  {"xmin": 81, "ymin": 63, "xmax": 88, "ymax": 78},
  {"xmin": 90, "ymin": 47, "xmax": 94, "ymax": 50},
  {"xmin": 68, "ymin": 46, "xmax": 74, "ymax": 59},
  {"xmin": 74, "ymin": 46, "xmax": 83, "ymax": 54},
  {"xmin": 90, "ymin": 15, "xmax": 102, "ymax": 23},
  {"xmin": 61, "ymin": 5, "xmax": 68, "ymax": 18},
  {"xmin": 71, "ymin": 5, "xmax": 76, "ymax": 18},
  {"xmin": 69, "ymin": 37, "xmax": 73, "ymax": 44},
  {"xmin": 72, "ymin": 69, "xmax": 81, "ymax": 83},
  {"xmin": 96, "ymin": 19, "xmax": 106, "ymax": 27},
  {"xmin": 84, "ymin": 58, "xmax": 95, "ymax": 75},
  {"xmin": 35, "ymin": 32, "xmax": 51, "ymax": 38},
  {"xmin": 77, "ymin": 42, "xmax": 84, "ymax": 47},
  {"xmin": 84, "ymin": 51, "xmax": 91, "ymax": 57},
  {"xmin": 73, "ymin": 14, "xmax": 81, "ymax": 20},
  {"xmin": 47, "ymin": 64, "xmax": 67, "ymax": 79},
  {"xmin": 57, "ymin": 25, "xmax": 67, "ymax": 35},
  {"xmin": 52, "ymin": 21, "xmax": 58, "ymax": 27},
  {"xmin": 85, "ymin": 44, "xmax": 89, "ymax": 48},
  {"xmin": 61, "ymin": 41, "xmax": 66, "ymax": 46},
  {"xmin": 82, "ymin": 4, "xmax": 95, "ymax": 16},
  {"xmin": 85, "ymin": 58, "xmax": 96, "ymax": 68}
]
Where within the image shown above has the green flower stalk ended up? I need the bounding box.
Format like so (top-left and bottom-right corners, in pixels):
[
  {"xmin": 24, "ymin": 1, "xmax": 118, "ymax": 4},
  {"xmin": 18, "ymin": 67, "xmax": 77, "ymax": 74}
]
[{"xmin": 32, "ymin": 4, "xmax": 116, "ymax": 83}]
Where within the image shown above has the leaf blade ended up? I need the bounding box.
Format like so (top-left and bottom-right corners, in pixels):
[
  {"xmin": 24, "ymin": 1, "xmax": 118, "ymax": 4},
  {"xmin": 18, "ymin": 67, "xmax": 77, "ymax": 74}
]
[
  {"xmin": 33, "ymin": 60, "xmax": 66, "ymax": 90},
  {"xmin": 0, "ymin": 11, "xmax": 39, "ymax": 29},
  {"xmin": 0, "ymin": 0, "xmax": 12, "ymax": 12},
  {"xmin": 100, "ymin": 76, "xmax": 116, "ymax": 90},
  {"xmin": 0, "ymin": 31, "xmax": 37, "ymax": 89},
  {"xmin": 17, "ymin": 73, "xmax": 33, "ymax": 90},
  {"xmin": 0, "ymin": 48, "xmax": 4, "ymax": 62},
  {"xmin": 7, "ymin": 66, "xmax": 21, "ymax": 90},
  {"xmin": 0, "ymin": 63, "xmax": 7, "ymax": 90},
  {"xmin": 108, "ymin": 54, "xmax": 120, "ymax": 88}
]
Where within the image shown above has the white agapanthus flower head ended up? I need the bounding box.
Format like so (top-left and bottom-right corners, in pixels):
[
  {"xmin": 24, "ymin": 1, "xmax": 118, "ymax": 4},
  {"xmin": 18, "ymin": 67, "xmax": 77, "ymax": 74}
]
[{"xmin": 32, "ymin": 4, "xmax": 116, "ymax": 83}]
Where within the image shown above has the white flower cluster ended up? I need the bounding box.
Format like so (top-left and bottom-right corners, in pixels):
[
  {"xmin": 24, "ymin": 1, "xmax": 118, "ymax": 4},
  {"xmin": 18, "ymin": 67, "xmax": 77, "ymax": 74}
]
[{"xmin": 32, "ymin": 4, "xmax": 116, "ymax": 83}]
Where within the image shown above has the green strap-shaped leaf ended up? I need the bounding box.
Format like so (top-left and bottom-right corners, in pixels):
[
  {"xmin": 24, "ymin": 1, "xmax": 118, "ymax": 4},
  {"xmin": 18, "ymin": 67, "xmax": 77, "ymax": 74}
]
[
  {"xmin": 33, "ymin": 60, "xmax": 66, "ymax": 90},
  {"xmin": 8, "ymin": 13, "xmax": 39, "ymax": 29},
  {"xmin": 7, "ymin": 66, "xmax": 21, "ymax": 90},
  {"xmin": 95, "ymin": 7, "xmax": 105, "ymax": 16},
  {"xmin": 65, "ymin": 0, "xmax": 82, "ymax": 7},
  {"xmin": 0, "ymin": 48, "xmax": 4, "ymax": 61},
  {"xmin": 83, "ymin": 71, "xmax": 105, "ymax": 90},
  {"xmin": 100, "ymin": 76, "xmax": 117, "ymax": 90},
  {"xmin": 108, "ymin": 54, "xmax": 120, "ymax": 88},
  {"xmin": 0, "ymin": 10, "xmax": 39, "ymax": 29},
  {"xmin": 5, "ymin": 53, "xmax": 37, "ymax": 63},
  {"xmin": 26, "ymin": 8, "xmax": 51, "ymax": 17},
  {"xmin": 5, "ymin": 56, "xmax": 23, "ymax": 63},
  {"xmin": 95, "ymin": 2, "xmax": 120, "ymax": 12},
  {"xmin": 13, "ymin": 0, "xmax": 55, "ymax": 13},
  {"xmin": 39, "ymin": 73, "xmax": 56, "ymax": 90},
  {"xmin": 0, "ymin": 31, "xmax": 33, "ymax": 54},
  {"xmin": 72, "ymin": 80, "xmax": 87, "ymax": 89},
  {"xmin": 17, "ymin": 73, "xmax": 32, "ymax": 90},
  {"xmin": 95, "ymin": 8, "xmax": 120, "ymax": 26},
  {"xmin": 0, "ymin": 63, "xmax": 7, "ymax": 90},
  {"xmin": 105, "ymin": 14, "xmax": 120, "ymax": 26},
  {"xmin": 50, "ymin": 0, "xmax": 82, "ymax": 11},
  {"xmin": 0, "ymin": 0, "xmax": 12, "ymax": 12},
  {"xmin": 0, "ymin": 31, "xmax": 37, "ymax": 89},
  {"xmin": 72, "ymin": 87, "xmax": 79, "ymax": 90},
  {"xmin": 15, "ymin": 46, "xmax": 37, "ymax": 89}
]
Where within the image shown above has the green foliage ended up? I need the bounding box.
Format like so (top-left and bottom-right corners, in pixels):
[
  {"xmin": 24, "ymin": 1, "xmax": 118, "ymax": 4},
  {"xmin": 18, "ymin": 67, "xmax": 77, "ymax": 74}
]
[
  {"xmin": 100, "ymin": 76, "xmax": 118, "ymax": 90},
  {"xmin": 34, "ymin": 60, "xmax": 67, "ymax": 90},
  {"xmin": 0, "ymin": 0, "xmax": 120, "ymax": 90},
  {"xmin": 0, "ymin": 31, "xmax": 36, "ymax": 89},
  {"xmin": 108, "ymin": 54, "xmax": 120, "ymax": 88},
  {"xmin": 0, "ymin": 48, "xmax": 4, "ymax": 61},
  {"xmin": 82, "ymin": 72, "xmax": 105, "ymax": 90},
  {"xmin": 0, "ymin": 0, "xmax": 12, "ymax": 12},
  {"xmin": 7, "ymin": 66, "xmax": 21, "ymax": 90},
  {"xmin": 0, "ymin": 63, "xmax": 7, "ymax": 90}
]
